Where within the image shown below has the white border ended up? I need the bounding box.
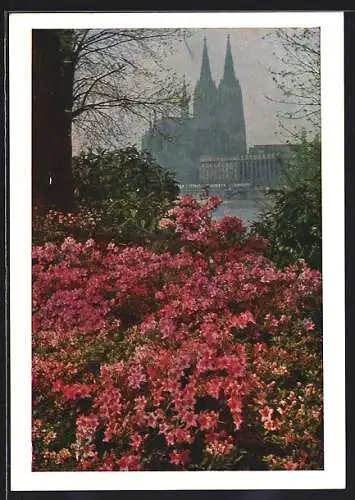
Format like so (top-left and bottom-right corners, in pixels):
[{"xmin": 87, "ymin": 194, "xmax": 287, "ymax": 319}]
[{"xmin": 9, "ymin": 11, "xmax": 345, "ymax": 491}]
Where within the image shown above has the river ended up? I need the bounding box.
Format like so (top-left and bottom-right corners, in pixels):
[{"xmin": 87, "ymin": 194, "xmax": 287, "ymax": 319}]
[{"xmin": 213, "ymin": 200, "xmax": 263, "ymax": 226}]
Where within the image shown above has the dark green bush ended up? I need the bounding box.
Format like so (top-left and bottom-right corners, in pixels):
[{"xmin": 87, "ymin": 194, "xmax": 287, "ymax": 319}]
[
  {"xmin": 73, "ymin": 147, "xmax": 178, "ymax": 209},
  {"xmin": 251, "ymin": 138, "xmax": 321, "ymax": 270},
  {"xmin": 33, "ymin": 147, "xmax": 180, "ymax": 246}
]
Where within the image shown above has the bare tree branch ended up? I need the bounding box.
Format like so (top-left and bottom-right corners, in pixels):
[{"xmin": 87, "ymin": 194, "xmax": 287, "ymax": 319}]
[
  {"xmin": 264, "ymin": 28, "xmax": 320, "ymax": 136},
  {"xmin": 59, "ymin": 28, "xmax": 192, "ymax": 149}
]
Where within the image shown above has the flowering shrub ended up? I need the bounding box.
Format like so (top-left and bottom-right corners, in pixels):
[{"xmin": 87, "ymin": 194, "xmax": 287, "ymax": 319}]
[
  {"xmin": 32, "ymin": 207, "xmax": 101, "ymax": 246},
  {"xmin": 32, "ymin": 204, "xmax": 162, "ymax": 248},
  {"xmin": 32, "ymin": 196, "xmax": 323, "ymax": 471}
]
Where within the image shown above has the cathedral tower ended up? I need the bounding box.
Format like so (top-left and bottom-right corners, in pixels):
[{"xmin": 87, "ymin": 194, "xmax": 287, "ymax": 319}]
[
  {"xmin": 193, "ymin": 37, "xmax": 217, "ymax": 118},
  {"xmin": 193, "ymin": 37, "xmax": 218, "ymax": 157},
  {"xmin": 217, "ymin": 35, "xmax": 247, "ymax": 157}
]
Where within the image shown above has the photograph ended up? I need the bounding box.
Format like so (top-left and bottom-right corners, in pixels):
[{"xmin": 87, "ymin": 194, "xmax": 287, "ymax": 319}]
[
  {"xmin": 31, "ymin": 24, "xmax": 323, "ymax": 472},
  {"xmin": 8, "ymin": 11, "xmax": 346, "ymax": 491}
]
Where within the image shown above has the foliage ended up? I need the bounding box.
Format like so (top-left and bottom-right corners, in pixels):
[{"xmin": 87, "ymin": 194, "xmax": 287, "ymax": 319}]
[
  {"xmin": 254, "ymin": 29, "xmax": 321, "ymax": 270},
  {"xmin": 72, "ymin": 147, "xmax": 179, "ymax": 210},
  {"xmin": 33, "ymin": 147, "xmax": 180, "ymax": 246},
  {"xmin": 251, "ymin": 137, "xmax": 321, "ymax": 270},
  {"xmin": 32, "ymin": 196, "xmax": 323, "ymax": 471}
]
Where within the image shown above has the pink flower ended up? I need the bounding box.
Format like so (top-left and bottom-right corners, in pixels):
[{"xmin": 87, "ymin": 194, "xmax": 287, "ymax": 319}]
[
  {"xmin": 127, "ymin": 366, "xmax": 146, "ymax": 389},
  {"xmin": 304, "ymin": 318, "xmax": 315, "ymax": 331},
  {"xmin": 130, "ymin": 432, "xmax": 143, "ymax": 450},
  {"xmin": 76, "ymin": 414, "xmax": 99, "ymax": 443},
  {"xmin": 159, "ymin": 217, "xmax": 175, "ymax": 229},
  {"xmin": 230, "ymin": 310, "xmax": 256, "ymax": 329},
  {"xmin": 146, "ymin": 412, "xmax": 159, "ymax": 428},
  {"xmin": 169, "ymin": 449, "xmax": 191, "ymax": 466},
  {"xmin": 259, "ymin": 406, "xmax": 274, "ymax": 422},
  {"xmin": 181, "ymin": 411, "xmax": 198, "ymax": 429},
  {"xmin": 118, "ymin": 454, "xmax": 142, "ymax": 471},
  {"xmin": 206, "ymin": 438, "xmax": 234, "ymax": 457},
  {"xmin": 198, "ymin": 411, "xmax": 219, "ymax": 431}
]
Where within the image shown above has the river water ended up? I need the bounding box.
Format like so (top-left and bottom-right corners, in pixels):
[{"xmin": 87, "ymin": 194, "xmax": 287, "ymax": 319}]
[{"xmin": 213, "ymin": 202, "xmax": 263, "ymax": 226}]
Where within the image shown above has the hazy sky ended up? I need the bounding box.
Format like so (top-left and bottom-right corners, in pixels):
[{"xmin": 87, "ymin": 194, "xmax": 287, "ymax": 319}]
[{"xmin": 163, "ymin": 28, "xmax": 292, "ymax": 148}]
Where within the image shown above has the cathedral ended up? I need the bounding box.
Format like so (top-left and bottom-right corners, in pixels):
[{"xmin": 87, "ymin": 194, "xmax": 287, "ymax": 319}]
[
  {"xmin": 141, "ymin": 35, "xmax": 247, "ymax": 184},
  {"xmin": 141, "ymin": 36, "xmax": 289, "ymax": 186}
]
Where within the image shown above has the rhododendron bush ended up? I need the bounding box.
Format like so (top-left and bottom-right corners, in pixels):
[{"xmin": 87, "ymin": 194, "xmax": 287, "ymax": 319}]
[{"xmin": 32, "ymin": 196, "xmax": 323, "ymax": 471}]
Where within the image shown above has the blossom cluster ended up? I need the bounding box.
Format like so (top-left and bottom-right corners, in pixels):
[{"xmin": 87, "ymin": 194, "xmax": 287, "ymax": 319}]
[
  {"xmin": 32, "ymin": 196, "xmax": 323, "ymax": 471},
  {"xmin": 32, "ymin": 206, "xmax": 103, "ymax": 246}
]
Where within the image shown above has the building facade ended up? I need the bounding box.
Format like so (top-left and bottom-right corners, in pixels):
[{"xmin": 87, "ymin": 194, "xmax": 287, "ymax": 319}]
[
  {"xmin": 199, "ymin": 154, "xmax": 281, "ymax": 186},
  {"xmin": 141, "ymin": 36, "xmax": 290, "ymax": 186}
]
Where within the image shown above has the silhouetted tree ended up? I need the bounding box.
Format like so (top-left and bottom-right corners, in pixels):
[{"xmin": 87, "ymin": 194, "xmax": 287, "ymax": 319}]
[
  {"xmin": 32, "ymin": 29, "xmax": 75, "ymax": 212},
  {"xmin": 32, "ymin": 28, "xmax": 189, "ymax": 213}
]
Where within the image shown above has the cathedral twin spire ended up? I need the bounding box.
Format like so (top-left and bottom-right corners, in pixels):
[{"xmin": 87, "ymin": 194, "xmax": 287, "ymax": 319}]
[
  {"xmin": 197, "ymin": 34, "xmax": 238, "ymax": 92},
  {"xmin": 142, "ymin": 33, "xmax": 247, "ymax": 181},
  {"xmin": 193, "ymin": 34, "xmax": 247, "ymax": 158},
  {"xmin": 193, "ymin": 34, "xmax": 240, "ymax": 120}
]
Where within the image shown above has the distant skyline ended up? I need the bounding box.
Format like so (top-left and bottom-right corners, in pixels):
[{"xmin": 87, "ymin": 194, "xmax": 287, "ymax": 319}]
[{"xmin": 72, "ymin": 27, "xmax": 317, "ymax": 153}]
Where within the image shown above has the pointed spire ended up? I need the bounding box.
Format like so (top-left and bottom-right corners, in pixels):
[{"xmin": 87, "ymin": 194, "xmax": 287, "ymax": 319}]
[
  {"xmin": 193, "ymin": 36, "xmax": 217, "ymax": 119},
  {"xmin": 221, "ymin": 34, "xmax": 237, "ymax": 85},
  {"xmin": 199, "ymin": 36, "xmax": 213, "ymax": 83}
]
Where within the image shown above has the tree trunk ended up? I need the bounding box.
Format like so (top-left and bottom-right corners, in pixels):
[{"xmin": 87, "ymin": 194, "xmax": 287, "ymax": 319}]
[{"xmin": 32, "ymin": 29, "xmax": 75, "ymax": 214}]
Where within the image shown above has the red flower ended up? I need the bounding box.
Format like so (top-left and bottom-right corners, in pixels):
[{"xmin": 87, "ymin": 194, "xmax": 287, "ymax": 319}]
[
  {"xmin": 259, "ymin": 406, "xmax": 274, "ymax": 422},
  {"xmin": 118, "ymin": 454, "xmax": 142, "ymax": 471},
  {"xmin": 181, "ymin": 411, "xmax": 198, "ymax": 429},
  {"xmin": 304, "ymin": 318, "xmax": 315, "ymax": 331},
  {"xmin": 198, "ymin": 411, "xmax": 219, "ymax": 431},
  {"xmin": 146, "ymin": 412, "xmax": 159, "ymax": 428},
  {"xmin": 130, "ymin": 432, "xmax": 143, "ymax": 450},
  {"xmin": 169, "ymin": 449, "xmax": 191, "ymax": 466},
  {"xmin": 230, "ymin": 310, "xmax": 256, "ymax": 329}
]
